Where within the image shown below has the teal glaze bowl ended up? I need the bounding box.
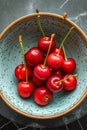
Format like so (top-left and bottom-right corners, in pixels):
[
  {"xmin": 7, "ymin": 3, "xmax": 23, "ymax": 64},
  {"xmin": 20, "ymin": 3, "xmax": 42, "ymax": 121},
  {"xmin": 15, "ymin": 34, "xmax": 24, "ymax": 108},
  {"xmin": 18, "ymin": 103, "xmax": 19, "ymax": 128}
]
[{"xmin": 0, "ymin": 12, "xmax": 87, "ymax": 119}]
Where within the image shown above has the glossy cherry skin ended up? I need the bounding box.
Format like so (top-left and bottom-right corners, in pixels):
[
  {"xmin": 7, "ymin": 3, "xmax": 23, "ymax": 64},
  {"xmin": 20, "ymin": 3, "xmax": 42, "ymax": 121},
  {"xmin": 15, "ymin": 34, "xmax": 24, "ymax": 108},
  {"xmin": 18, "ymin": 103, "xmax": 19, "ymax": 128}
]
[
  {"xmin": 61, "ymin": 58, "xmax": 76, "ymax": 74},
  {"xmin": 17, "ymin": 81, "xmax": 34, "ymax": 98},
  {"xmin": 34, "ymin": 86, "xmax": 53, "ymax": 106},
  {"xmin": 47, "ymin": 75, "xmax": 63, "ymax": 93},
  {"xmin": 32, "ymin": 74, "xmax": 45, "ymax": 87},
  {"xmin": 53, "ymin": 47, "xmax": 64, "ymax": 57},
  {"xmin": 24, "ymin": 47, "xmax": 43, "ymax": 67},
  {"xmin": 63, "ymin": 74, "xmax": 77, "ymax": 91},
  {"xmin": 38, "ymin": 36, "xmax": 56, "ymax": 53},
  {"xmin": 47, "ymin": 53, "xmax": 64, "ymax": 70},
  {"xmin": 14, "ymin": 64, "xmax": 32, "ymax": 81},
  {"xmin": 34, "ymin": 64, "xmax": 51, "ymax": 80}
]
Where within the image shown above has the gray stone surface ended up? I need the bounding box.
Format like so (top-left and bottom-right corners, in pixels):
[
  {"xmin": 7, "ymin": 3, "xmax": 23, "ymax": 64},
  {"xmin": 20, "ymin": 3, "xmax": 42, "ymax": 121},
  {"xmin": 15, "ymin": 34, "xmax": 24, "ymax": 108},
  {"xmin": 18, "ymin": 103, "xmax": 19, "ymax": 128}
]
[{"xmin": 0, "ymin": 0, "xmax": 87, "ymax": 127}]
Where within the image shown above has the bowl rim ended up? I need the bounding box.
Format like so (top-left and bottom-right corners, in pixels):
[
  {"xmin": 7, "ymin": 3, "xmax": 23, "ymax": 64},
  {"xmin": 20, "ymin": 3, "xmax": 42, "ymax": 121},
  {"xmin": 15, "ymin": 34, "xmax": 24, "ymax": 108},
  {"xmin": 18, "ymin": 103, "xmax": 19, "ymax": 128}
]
[{"xmin": 0, "ymin": 12, "xmax": 87, "ymax": 119}]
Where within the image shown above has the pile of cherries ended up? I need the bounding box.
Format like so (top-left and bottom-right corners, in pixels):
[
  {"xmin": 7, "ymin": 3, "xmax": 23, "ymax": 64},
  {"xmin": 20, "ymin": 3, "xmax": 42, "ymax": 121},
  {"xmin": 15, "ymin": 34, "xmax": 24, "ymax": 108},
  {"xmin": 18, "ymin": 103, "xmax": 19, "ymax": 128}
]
[{"xmin": 14, "ymin": 13, "xmax": 77, "ymax": 106}]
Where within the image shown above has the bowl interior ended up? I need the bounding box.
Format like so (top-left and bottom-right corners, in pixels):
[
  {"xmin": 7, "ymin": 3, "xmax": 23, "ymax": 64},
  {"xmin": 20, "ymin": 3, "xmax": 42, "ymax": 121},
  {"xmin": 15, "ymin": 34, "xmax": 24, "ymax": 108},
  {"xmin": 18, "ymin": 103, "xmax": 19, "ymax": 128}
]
[{"xmin": 0, "ymin": 13, "xmax": 87, "ymax": 118}]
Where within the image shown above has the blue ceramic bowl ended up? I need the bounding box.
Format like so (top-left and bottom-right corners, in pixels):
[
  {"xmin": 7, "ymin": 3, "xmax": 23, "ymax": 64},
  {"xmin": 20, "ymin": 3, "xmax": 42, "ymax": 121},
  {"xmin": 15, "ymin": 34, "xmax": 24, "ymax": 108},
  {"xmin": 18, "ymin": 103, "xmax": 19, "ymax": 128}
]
[{"xmin": 0, "ymin": 13, "xmax": 87, "ymax": 119}]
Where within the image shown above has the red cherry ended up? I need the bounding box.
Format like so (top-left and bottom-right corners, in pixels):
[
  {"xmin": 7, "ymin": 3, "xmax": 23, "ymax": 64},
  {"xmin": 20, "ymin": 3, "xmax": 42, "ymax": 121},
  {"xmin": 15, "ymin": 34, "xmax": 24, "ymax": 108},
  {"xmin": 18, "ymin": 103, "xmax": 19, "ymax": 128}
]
[
  {"xmin": 34, "ymin": 64, "xmax": 50, "ymax": 80},
  {"xmin": 25, "ymin": 47, "xmax": 43, "ymax": 67},
  {"xmin": 47, "ymin": 53, "xmax": 64, "ymax": 70},
  {"xmin": 15, "ymin": 64, "xmax": 32, "ymax": 81},
  {"xmin": 34, "ymin": 86, "xmax": 53, "ymax": 106},
  {"xmin": 53, "ymin": 47, "xmax": 64, "ymax": 57},
  {"xmin": 34, "ymin": 34, "xmax": 55, "ymax": 81},
  {"xmin": 38, "ymin": 36, "xmax": 56, "ymax": 53},
  {"xmin": 17, "ymin": 36, "xmax": 34, "ymax": 99},
  {"xmin": 17, "ymin": 81, "xmax": 34, "ymax": 98},
  {"xmin": 47, "ymin": 75, "xmax": 63, "ymax": 93},
  {"xmin": 62, "ymin": 58, "xmax": 76, "ymax": 74},
  {"xmin": 51, "ymin": 69, "xmax": 63, "ymax": 78},
  {"xmin": 32, "ymin": 74, "xmax": 44, "ymax": 87},
  {"xmin": 63, "ymin": 74, "xmax": 77, "ymax": 91}
]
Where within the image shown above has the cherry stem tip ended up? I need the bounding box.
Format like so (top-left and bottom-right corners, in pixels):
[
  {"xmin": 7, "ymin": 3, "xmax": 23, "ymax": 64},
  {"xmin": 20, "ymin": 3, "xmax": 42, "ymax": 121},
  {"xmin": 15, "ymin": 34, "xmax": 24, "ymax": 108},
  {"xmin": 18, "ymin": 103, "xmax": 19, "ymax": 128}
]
[
  {"xmin": 71, "ymin": 26, "xmax": 75, "ymax": 30},
  {"xmin": 36, "ymin": 9, "xmax": 40, "ymax": 18},
  {"xmin": 63, "ymin": 12, "xmax": 67, "ymax": 19},
  {"xmin": 36, "ymin": 9, "xmax": 39, "ymax": 13},
  {"xmin": 19, "ymin": 35, "xmax": 22, "ymax": 43},
  {"xmin": 51, "ymin": 33, "xmax": 55, "ymax": 39}
]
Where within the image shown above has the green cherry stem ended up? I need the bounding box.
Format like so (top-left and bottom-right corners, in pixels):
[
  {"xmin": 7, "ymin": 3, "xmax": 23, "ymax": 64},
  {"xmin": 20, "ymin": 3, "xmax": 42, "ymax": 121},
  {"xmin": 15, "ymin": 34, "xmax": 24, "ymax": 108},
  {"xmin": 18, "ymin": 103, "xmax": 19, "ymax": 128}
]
[
  {"xmin": 58, "ymin": 26, "xmax": 75, "ymax": 56},
  {"xmin": 55, "ymin": 74, "xmax": 78, "ymax": 85},
  {"xmin": 43, "ymin": 33, "xmax": 55, "ymax": 67},
  {"xmin": 36, "ymin": 9, "xmax": 45, "ymax": 37},
  {"xmin": 58, "ymin": 12, "xmax": 67, "ymax": 60},
  {"xmin": 62, "ymin": 45, "xmax": 67, "ymax": 60},
  {"xmin": 18, "ymin": 35, "xmax": 28, "ymax": 82}
]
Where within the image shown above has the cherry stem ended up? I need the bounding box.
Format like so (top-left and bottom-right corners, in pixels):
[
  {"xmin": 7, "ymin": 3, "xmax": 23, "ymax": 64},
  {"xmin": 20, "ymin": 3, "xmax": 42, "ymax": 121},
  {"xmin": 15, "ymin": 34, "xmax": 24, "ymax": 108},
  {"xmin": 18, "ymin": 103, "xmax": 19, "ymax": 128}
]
[
  {"xmin": 36, "ymin": 9, "xmax": 45, "ymax": 37},
  {"xmin": 58, "ymin": 13, "xmax": 67, "ymax": 60},
  {"xmin": 55, "ymin": 74, "xmax": 78, "ymax": 85},
  {"xmin": 18, "ymin": 35, "xmax": 28, "ymax": 82},
  {"xmin": 58, "ymin": 26, "xmax": 74, "ymax": 55},
  {"xmin": 62, "ymin": 45, "xmax": 67, "ymax": 60},
  {"xmin": 43, "ymin": 33, "xmax": 55, "ymax": 67}
]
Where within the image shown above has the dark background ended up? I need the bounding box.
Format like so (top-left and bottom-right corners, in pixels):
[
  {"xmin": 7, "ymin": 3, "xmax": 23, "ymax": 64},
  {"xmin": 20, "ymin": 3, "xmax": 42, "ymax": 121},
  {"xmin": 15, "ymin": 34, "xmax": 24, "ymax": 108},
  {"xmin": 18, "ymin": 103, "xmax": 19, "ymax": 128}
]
[{"xmin": 0, "ymin": 114, "xmax": 87, "ymax": 130}]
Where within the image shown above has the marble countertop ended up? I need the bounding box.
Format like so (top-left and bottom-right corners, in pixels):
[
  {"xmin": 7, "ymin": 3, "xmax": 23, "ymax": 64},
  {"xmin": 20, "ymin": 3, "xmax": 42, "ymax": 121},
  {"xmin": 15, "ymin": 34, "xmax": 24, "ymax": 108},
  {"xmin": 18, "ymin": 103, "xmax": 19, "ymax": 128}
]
[{"xmin": 0, "ymin": 0, "xmax": 87, "ymax": 128}]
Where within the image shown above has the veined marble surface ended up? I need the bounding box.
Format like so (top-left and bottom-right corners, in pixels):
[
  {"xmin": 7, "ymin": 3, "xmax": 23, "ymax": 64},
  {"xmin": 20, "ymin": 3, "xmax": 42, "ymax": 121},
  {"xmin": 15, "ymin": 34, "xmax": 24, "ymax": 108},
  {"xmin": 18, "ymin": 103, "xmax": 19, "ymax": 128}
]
[{"xmin": 0, "ymin": 0, "xmax": 87, "ymax": 128}]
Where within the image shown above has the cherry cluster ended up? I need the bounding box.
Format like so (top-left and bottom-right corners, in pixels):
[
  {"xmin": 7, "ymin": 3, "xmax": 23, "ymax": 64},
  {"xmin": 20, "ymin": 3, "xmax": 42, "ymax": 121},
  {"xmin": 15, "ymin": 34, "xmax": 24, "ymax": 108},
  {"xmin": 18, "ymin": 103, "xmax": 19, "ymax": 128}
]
[
  {"xmin": 14, "ymin": 12, "xmax": 77, "ymax": 106},
  {"xmin": 14, "ymin": 32, "xmax": 77, "ymax": 106}
]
